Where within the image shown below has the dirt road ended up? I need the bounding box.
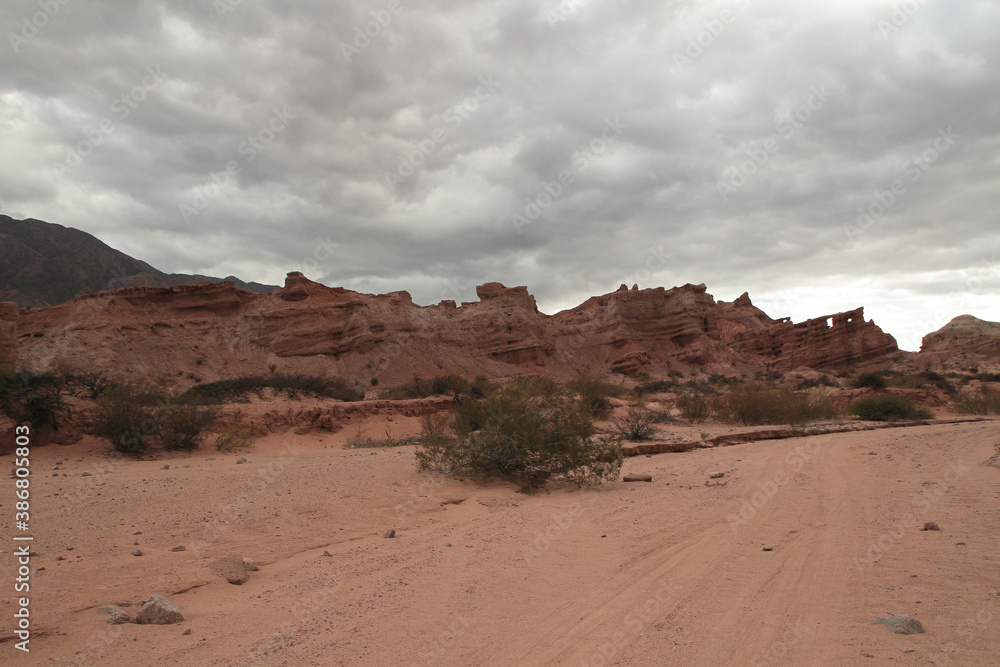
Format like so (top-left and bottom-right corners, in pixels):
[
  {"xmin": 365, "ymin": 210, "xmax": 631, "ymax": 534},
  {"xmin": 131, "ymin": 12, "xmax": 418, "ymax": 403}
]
[{"xmin": 5, "ymin": 418, "xmax": 999, "ymax": 665}]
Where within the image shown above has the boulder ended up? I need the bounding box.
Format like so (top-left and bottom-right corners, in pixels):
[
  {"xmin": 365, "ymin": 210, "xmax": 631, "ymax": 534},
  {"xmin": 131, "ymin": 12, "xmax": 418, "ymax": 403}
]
[
  {"xmin": 210, "ymin": 554, "xmax": 250, "ymax": 584},
  {"xmin": 135, "ymin": 595, "xmax": 185, "ymax": 625}
]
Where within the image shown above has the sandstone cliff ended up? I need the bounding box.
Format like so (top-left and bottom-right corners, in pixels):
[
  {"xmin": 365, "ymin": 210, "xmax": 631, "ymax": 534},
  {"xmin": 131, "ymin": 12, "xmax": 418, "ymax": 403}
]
[{"xmin": 14, "ymin": 274, "xmax": 902, "ymax": 386}]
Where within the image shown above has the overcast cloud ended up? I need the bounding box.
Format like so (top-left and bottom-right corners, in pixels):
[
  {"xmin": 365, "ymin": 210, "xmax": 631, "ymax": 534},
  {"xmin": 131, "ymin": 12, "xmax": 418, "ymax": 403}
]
[{"xmin": 2, "ymin": 0, "xmax": 998, "ymax": 350}]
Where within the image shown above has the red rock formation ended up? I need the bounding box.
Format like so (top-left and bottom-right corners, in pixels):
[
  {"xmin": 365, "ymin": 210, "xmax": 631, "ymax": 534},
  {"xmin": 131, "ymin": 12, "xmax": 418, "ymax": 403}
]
[
  {"xmin": 919, "ymin": 315, "xmax": 1000, "ymax": 365},
  {"xmin": 0, "ymin": 302, "xmax": 17, "ymax": 373},
  {"xmin": 14, "ymin": 274, "xmax": 902, "ymax": 386},
  {"xmin": 729, "ymin": 307, "xmax": 900, "ymax": 370}
]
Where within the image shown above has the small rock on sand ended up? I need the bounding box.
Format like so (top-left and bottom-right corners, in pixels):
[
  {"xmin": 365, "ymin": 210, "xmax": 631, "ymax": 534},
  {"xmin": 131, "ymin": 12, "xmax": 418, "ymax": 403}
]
[
  {"xmin": 243, "ymin": 557, "xmax": 259, "ymax": 571},
  {"xmin": 709, "ymin": 471, "xmax": 726, "ymax": 479},
  {"xmin": 623, "ymin": 473, "xmax": 653, "ymax": 482},
  {"xmin": 873, "ymin": 615, "xmax": 925, "ymax": 635},
  {"xmin": 922, "ymin": 522, "xmax": 941, "ymax": 531},
  {"xmin": 98, "ymin": 606, "xmax": 132, "ymax": 625},
  {"xmin": 384, "ymin": 529, "xmax": 396, "ymax": 538}
]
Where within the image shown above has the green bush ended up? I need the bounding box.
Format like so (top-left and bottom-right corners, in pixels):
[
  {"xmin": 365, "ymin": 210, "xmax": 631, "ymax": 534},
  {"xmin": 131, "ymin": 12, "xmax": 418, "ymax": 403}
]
[
  {"xmin": 565, "ymin": 374, "xmax": 626, "ymax": 419},
  {"xmin": 852, "ymin": 372, "xmax": 887, "ymax": 389},
  {"xmin": 848, "ymin": 395, "xmax": 933, "ymax": 421},
  {"xmin": 183, "ymin": 373, "xmax": 362, "ymax": 403},
  {"xmin": 635, "ymin": 379, "xmax": 676, "ymax": 395},
  {"xmin": 675, "ymin": 391, "xmax": 710, "ymax": 423},
  {"xmin": 953, "ymin": 386, "xmax": 1000, "ymax": 415},
  {"xmin": 96, "ymin": 384, "xmax": 158, "ymax": 454},
  {"xmin": 611, "ymin": 407, "xmax": 658, "ymax": 441},
  {"xmin": 415, "ymin": 383, "xmax": 623, "ymax": 492},
  {"xmin": 714, "ymin": 386, "xmax": 839, "ymax": 426},
  {"xmin": 158, "ymin": 403, "xmax": 220, "ymax": 450},
  {"xmin": 0, "ymin": 371, "xmax": 69, "ymax": 431},
  {"xmin": 215, "ymin": 422, "xmax": 254, "ymax": 452},
  {"xmin": 379, "ymin": 374, "xmax": 492, "ymax": 400}
]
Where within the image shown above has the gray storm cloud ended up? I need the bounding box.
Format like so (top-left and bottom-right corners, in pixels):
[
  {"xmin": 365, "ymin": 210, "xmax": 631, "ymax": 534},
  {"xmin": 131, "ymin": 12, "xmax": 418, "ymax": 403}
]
[{"xmin": 2, "ymin": 0, "xmax": 998, "ymax": 350}]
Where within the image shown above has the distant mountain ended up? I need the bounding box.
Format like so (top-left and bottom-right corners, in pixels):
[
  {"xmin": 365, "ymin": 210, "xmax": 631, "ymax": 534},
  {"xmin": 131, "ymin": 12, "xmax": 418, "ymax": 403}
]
[{"xmin": 0, "ymin": 215, "xmax": 277, "ymax": 307}]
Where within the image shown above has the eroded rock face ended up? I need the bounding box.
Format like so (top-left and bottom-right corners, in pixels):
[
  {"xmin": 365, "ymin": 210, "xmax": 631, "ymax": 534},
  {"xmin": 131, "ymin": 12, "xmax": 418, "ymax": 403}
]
[
  {"xmin": 921, "ymin": 315, "xmax": 1000, "ymax": 358},
  {"xmin": 729, "ymin": 308, "xmax": 900, "ymax": 370},
  {"xmin": 0, "ymin": 302, "xmax": 17, "ymax": 373},
  {"xmin": 14, "ymin": 274, "xmax": 901, "ymax": 384}
]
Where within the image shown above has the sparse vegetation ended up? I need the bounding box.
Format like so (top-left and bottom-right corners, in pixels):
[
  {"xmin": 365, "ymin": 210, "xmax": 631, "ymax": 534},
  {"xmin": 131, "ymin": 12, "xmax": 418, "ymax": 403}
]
[
  {"xmin": 564, "ymin": 374, "xmax": 626, "ymax": 419},
  {"xmin": 611, "ymin": 406, "xmax": 658, "ymax": 441},
  {"xmin": 214, "ymin": 422, "xmax": 254, "ymax": 452},
  {"xmin": 953, "ymin": 386, "xmax": 1000, "ymax": 415},
  {"xmin": 379, "ymin": 374, "xmax": 492, "ymax": 400},
  {"xmin": 95, "ymin": 384, "xmax": 157, "ymax": 454},
  {"xmin": 852, "ymin": 372, "xmax": 887, "ymax": 389},
  {"xmin": 348, "ymin": 428, "xmax": 419, "ymax": 449},
  {"xmin": 0, "ymin": 371, "xmax": 69, "ymax": 432},
  {"xmin": 675, "ymin": 391, "xmax": 710, "ymax": 423},
  {"xmin": 714, "ymin": 386, "xmax": 839, "ymax": 426},
  {"xmin": 158, "ymin": 403, "xmax": 220, "ymax": 450},
  {"xmin": 635, "ymin": 379, "xmax": 676, "ymax": 395},
  {"xmin": 848, "ymin": 395, "xmax": 933, "ymax": 421},
  {"xmin": 183, "ymin": 373, "xmax": 363, "ymax": 403},
  {"xmin": 415, "ymin": 381, "xmax": 623, "ymax": 492}
]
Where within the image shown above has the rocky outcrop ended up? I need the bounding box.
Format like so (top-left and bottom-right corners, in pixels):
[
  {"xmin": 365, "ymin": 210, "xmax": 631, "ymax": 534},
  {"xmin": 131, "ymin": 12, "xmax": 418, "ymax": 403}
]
[
  {"xmin": 729, "ymin": 308, "xmax": 900, "ymax": 370},
  {"xmin": 921, "ymin": 315, "xmax": 1000, "ymax": 359},
  {"xmin": 14, "ymin": 274, "xmax": 902, "ymax": 385},
  {"xmin": 0, "ymin": 302, "xmax": 16, "ymax": 373}
]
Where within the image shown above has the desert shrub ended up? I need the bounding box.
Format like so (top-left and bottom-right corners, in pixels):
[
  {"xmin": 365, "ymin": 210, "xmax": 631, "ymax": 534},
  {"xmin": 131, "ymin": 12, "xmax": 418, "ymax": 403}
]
[
  {"xmin": 885, "ymin": 373, "xmax": 925, "ymax": 389},
  {"xmin": 714, "ymin": 386, "xmax": 839, "ymax": 426},
  {"xmin": 952, "ymin": 386, "xmax": 1000, "ymax": 415},
  {"xmin": 848, "ymin": 395, "xmax": 933, "ymax": 421},
  {"xmin": 418, "ymin": 412, "xmax": 452, "ymax": 438},
  {"xmin": 852, "ymin": 372, "xmax": 887, "ymax": 389},
  {"xmin": 611, "ymin": 407, "xmax": 658, "ymax": 441},
  {"xmin": 566, "ymin": 374, "xmax": 626, "ymax": 419},
  {"xmin": 0, "ymin": 371, "xmax": 69, "ymax": 431},
  {"xmin": 96, "ymin": 384, "xmax": 159, "ymax": 454},
  {"xmin": 215, "ymin": 422, "xmax": 254, "ymax": 452},
  {"xmin": 158, "ymin": 403, "xmax": 220, "ymax": 450},
  {"xmin": 675, "ymin": 391, "xmax": 710, "ymax": 423},
  {"xmin": 416, "ymin": 383, "xmax": 623, "ymax": 492},
  {"xmin": 184, "ymin": 373, "xmax": 362, "ymax": 403},
  {"xmin": 348, "ymin": 428, "xmax": 419, "ymax": 449},
  {"xmin": 58, "ymin": 371, "xmax": 115, "ymax": 398},
  {"xmin": 635, "ymin": 379, "xmax": 676, "ymax": 395},
  {"xmin": 380, "ymin": 374, "xmax": 492, "ymax": 400}
]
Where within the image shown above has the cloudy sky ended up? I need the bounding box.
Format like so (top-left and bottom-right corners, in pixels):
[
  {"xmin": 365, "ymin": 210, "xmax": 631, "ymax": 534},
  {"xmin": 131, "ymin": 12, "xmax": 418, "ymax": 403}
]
[{"xmin": 2, "ymin": 0, "xmax": 998, "ymax": 350}]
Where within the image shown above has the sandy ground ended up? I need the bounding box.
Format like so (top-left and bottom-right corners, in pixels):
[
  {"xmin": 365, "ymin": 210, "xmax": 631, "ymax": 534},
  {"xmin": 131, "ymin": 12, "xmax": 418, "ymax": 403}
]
[{"xmin": 2, "ymin": 409, "xmax": 999, "ymax": 666}]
